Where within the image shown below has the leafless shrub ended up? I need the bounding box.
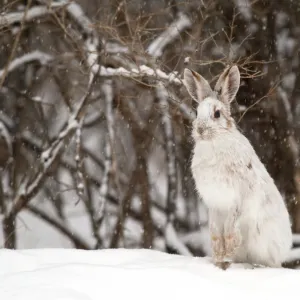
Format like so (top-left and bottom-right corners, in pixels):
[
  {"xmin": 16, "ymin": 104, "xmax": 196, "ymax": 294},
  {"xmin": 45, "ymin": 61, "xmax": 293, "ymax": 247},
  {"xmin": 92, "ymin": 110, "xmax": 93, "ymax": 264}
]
[{"xmin": 0, "ymin": 0, "xmax": 300, "ymax": 267}]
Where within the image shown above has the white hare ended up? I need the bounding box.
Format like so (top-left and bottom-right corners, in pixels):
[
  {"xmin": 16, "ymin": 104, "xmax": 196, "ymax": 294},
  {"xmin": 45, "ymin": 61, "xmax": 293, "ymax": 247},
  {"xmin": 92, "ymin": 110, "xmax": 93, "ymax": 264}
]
[{"xmin": 183, "ymin": 65, "xmax": 292, "ymax": 269}]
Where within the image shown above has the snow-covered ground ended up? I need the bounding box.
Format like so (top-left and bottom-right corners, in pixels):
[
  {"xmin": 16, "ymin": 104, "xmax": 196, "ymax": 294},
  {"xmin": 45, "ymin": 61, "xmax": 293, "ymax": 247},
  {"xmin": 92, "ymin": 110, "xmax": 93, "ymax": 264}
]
[{"xmin": 0, "ymin": 248, "xmax": 299, "ymax": 300}]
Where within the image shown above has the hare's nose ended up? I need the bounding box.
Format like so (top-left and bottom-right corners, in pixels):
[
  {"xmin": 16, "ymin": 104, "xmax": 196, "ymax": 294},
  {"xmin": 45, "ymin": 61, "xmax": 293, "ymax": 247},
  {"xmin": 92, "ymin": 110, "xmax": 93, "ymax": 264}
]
[{"xmin": 197, "ymin": 126, "xmax": 205, "ymax": 135}]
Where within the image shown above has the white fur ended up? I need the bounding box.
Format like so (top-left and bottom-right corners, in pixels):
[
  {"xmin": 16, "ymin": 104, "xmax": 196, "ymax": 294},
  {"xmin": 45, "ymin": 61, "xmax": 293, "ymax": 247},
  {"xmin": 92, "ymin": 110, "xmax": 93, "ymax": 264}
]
[{"xmin": 184, "ymin": 66, "xmax": 292, "ymax": 267}]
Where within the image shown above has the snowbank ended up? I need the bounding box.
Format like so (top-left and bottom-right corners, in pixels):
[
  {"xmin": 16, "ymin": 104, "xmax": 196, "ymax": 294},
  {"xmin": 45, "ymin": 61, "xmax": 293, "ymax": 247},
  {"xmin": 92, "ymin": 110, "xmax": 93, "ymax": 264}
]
[{"xmin": 0, "ymin": 248, "xmax": 299, "ymax": 300}]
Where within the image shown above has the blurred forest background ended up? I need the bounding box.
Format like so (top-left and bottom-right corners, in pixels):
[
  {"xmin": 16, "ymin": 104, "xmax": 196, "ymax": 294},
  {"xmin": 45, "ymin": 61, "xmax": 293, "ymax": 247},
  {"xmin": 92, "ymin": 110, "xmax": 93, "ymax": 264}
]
[{"xmin": 0, "ymin": 0, "xmax": 300, "ymax": 266}]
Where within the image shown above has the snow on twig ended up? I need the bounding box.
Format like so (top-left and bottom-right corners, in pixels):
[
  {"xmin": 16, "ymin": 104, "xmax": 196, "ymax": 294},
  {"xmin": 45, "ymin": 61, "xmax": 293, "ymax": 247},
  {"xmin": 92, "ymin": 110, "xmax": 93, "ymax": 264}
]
[
  {"xmin": 83, "ymin": 34, "xmax": 99, "ymax": 80},
  {"xmin": 147, "ymin": 13, "xmax": 192, "ymax": 58},
  {"xmin": 75, "ymin": 120, "xmax": 85, "ymax": 199},
  {"xmin": 60, "ymin": 1, "xmax": 94, "ymax": 35},
  {"xmin": 36, "ymin": 0, "xmax": 93, "ymax": 35},
  {"xmin": 61, "ymin": 0, "xmax": 99, "ymax": 78},
  {"xmin": 0, "ymin": 51, "xmax": 53, "ymax": 79},
  {"xmin": 0, "ymin": 51, "xmax": 181, "ymax": 86},
  {"xmin": 93, "ymin": 65, "xmax": 182, "ymax": 85},
  {"xmin": 40, "ymin": 116, "xmax": 79, "ymax": 170}
]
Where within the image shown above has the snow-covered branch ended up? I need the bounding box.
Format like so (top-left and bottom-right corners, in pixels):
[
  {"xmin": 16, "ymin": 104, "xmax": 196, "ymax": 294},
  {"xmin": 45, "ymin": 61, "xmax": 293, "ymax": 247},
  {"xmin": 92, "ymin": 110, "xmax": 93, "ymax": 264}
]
[
  {"xmin": 147, "ymin": 13, "xmax": 192, "ymax": 58},
  {"xmin": 0, "ymin": 50, "xmax": 182, "ymax": 86},
  {"xmin": 74, "ymin": 120, "xmax": 85, "ymax": 199},
  {"xmin": 0, "ymin": 51, "xmax": 53, "ymax": 78},
  {"xmin": 57, "ymin": 0, "xmax": 94, "ymax": 35},
  {"xmin": 93, "ymin": 65, "xmax": 182, "ymax": 85},
  {"xmin": 60, "ymin": 0, "xmax": 99, "ymax": 78},
  {"xmin": 0, "ymin": 2, "xmax": 67, "ymax": 27}
]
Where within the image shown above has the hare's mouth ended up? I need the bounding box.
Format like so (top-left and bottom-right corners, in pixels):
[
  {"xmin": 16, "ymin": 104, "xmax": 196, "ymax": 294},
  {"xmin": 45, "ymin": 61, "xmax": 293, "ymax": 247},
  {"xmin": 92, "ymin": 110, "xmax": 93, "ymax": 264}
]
[{"xmin": 193, "ymin": 126, "xmax": 215, "ymax": 140}]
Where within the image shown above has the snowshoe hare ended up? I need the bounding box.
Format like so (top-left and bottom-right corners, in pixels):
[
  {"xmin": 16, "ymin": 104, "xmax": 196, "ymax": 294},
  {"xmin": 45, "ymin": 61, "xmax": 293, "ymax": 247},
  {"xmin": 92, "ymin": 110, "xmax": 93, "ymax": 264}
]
[{"xmin": 183, "ymin": 66, "xmax": 292, "ymax": 269}]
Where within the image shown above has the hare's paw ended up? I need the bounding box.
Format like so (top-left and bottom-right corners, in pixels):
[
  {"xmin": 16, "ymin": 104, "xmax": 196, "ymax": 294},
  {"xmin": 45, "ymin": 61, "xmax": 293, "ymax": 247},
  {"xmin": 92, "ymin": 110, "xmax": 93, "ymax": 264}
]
[
  {"xmin": 224, "ymin": 231, "xmax": 241, "ymax": 260},
  {"xmin": 211, "ymin": 235, "xmax": 225, "ymax": 262},
  {"xmin": 214, "ymin": 261, "xmax": 231, "ymax": 270}
]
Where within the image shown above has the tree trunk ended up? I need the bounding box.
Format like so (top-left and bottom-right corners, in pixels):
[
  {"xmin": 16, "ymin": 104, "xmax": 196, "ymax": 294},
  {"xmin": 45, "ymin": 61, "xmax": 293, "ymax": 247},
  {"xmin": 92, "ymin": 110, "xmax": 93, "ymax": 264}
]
[{"xmin": 3, "ymin": 213, "xmax": 16, "ymax": 249}]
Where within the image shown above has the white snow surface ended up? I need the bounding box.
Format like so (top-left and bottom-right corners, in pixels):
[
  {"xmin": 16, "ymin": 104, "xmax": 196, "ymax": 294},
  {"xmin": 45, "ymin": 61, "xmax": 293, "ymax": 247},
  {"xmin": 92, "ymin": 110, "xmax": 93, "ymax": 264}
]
[{"xmin": 0, "ymin": 248, "xmax": 299, "ymax": 300}]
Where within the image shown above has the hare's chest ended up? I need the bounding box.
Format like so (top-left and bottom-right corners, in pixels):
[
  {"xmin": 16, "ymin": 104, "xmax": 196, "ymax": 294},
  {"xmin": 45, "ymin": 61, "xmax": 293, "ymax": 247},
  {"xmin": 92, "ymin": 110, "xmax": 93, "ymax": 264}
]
[
  {"xmin": 191, "ymin": 141, "xmax": 230, "ymax": 173},
  {"xmin": 191, "ymin": 153, "xmax": 237, "ymax": 210}
]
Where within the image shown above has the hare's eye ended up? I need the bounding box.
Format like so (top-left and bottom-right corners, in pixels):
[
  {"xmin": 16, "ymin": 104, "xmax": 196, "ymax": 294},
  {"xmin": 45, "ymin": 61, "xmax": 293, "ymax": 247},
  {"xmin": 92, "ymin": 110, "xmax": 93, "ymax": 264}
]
[{"xmin": 214, "ymin": 110, "xmax": 221, "ymax": 118}]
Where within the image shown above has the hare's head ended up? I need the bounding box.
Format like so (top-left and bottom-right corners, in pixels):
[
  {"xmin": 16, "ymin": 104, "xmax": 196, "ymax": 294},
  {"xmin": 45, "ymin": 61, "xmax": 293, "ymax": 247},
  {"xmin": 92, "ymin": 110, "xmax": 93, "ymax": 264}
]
[{"xmin": 183, "ymin": 65, "xmax": 240, "ymax": 140}]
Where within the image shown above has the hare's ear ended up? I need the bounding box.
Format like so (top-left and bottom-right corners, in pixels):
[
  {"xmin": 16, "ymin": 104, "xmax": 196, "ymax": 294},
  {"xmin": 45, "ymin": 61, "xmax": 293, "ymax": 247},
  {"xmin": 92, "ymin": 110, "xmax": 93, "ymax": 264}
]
[
  {"xmin": 214, "ymin": 65, "xmax": 240, "ymax": 104},
  {"xmin": 183, "ymin": 68, "xmax": 212, "ymax": 102}
]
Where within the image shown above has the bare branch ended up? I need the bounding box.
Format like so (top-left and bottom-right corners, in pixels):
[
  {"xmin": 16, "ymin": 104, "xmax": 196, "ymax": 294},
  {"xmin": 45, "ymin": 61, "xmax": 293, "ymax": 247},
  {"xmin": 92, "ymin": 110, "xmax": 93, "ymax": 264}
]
[
  {"xmin": 7, "ymin": 70, "xmax": 98, "ymax": 217},
  {"xmin": 157, "ymin": 84, "xmax": 177, "ymax": 223},
  {"xmin": 97, "ymin": 80, "xmax": 114, "ymax": 222}
]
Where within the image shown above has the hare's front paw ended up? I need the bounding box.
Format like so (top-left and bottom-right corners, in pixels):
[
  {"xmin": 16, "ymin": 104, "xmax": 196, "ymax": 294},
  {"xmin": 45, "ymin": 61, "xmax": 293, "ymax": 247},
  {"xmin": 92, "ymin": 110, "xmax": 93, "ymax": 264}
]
[
  {"xmin": 224, "ymin": 230, "xmax": 241, "ymax": 261},
  {"xmin": 211, "ymin": 235, "xmax": 225, "ymax": 262},
  {"xmin": 215, "ymin": 261, "xmax": 231, "ymax": 270}
]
